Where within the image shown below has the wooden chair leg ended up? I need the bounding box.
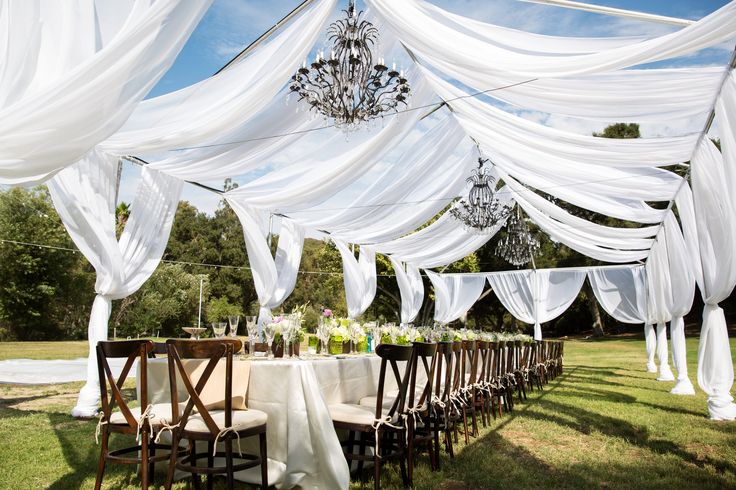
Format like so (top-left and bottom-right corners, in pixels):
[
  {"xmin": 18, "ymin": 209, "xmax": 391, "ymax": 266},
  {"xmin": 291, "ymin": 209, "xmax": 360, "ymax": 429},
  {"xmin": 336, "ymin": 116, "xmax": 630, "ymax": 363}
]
[
  {"xmin": 141, "ymin": 431, "xmax": 150, "ymax": 490},
  {"xmin": 347, "ymin": 430, "xmax": 356, "ymax": 462},
  {"xmin": 462, "ymin": 408, "xmax": 469, "ymax": 445},
  {"xmin": 207, "ymin": 440, "xmax": 214, "ymax": 490},
  {"xmin": 357, "ymin": 431, "xmax": 367, "ymax": 475},
  {"xmin": 398, "ymin": 431, "xmax": 409, "ymax": 488},
  {"xmin": 433, "ymin": 418, "xmax": 441, "ymax": 470},
  {"xmin": 94, "ymin": 429, "xmax": 108, "ymax": 490},
  {"xmin": 259, "ymin": 431, "xmax": 269, "ymax": 490},
  {"xmin": 164, "ymin": 434, "xmax": 179, "ymax": 490},
  {"xmin": 191, "ymin": 440, "xmax": 202, "ymax": 490},
  {"xmin": 226, "ymin": 438, "xmax": 234, "ymax": 490},
  {"xmin": 407, "ymin": 423, "xmax": 414, "ymax": 485},
  {"xmin": 373, "ymin": 446, "xmax": 382, "ymax": 490},
  {"xmin": 148, "ymin": 436, "xmax": 156, "ymax": 485}
]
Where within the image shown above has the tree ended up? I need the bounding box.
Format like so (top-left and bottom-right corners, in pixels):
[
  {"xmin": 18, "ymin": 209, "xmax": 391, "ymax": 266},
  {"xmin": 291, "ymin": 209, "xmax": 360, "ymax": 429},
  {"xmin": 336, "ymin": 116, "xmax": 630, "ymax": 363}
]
[
  {"xmin": 111, "ymin": 263, "xmax": 204, "ymax": 338},
  {"xmin": 593, "ymin": 122, "xmax": 640, "ymax": 139},
  {"xmin": 0, "ymin": 187, "xmax": 94, "ymax": 340}
]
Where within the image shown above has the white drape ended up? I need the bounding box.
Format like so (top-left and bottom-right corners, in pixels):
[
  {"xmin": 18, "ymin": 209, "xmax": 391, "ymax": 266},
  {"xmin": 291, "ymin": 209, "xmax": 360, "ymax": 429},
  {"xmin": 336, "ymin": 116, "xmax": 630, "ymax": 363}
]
[
  {"xmin": 224, "ymin": 80, "xmax": 435, "ymax": 211},
  {"xmin": 334, "ymin": 241, "xmax": 377, "ymax": 319},
  {"xmin": 284, "ymin": 115, "xmax": 474, "ymax": 243},
  {"xmin": 369, "ymin": 0, "xmax": 736, "ymax": 77},
  {"xmin": 587, "ymin": 265, "xmax": 656, "ymax": 372},
  {"xmin": 486, "ymin": 269, "xmax": 585, "ymax": 340},
  {"xmin": 369, "ymin": 0, "xmax": 726, "ymax": 122},
  {"xmin": 426, "ymin": 271, "xmax": 486, "ymax": 324},
  {"xmin": 103, "ymin": 0, "xmax": 336, "ymax": 156},
  {"xmin": 647, "ymin": 211, "xmax": 696, "ymax": 391},
  {"xmin": 390, "ymin": 257, "xmax": 424, "ymax": 324},
  {"xmin": 690, "ymin": 129, "xmax": 736, "ymax": 420},
  {"xmin": 0, "ymin": 0, "xmax": 211, "ymax": 184},
  {"xmin": 227, "ymin": 200, "xmax": 305, "ymax": 328},
  {"xmin": 47, "ymin": 149, "xmax": 182, "ymax": 417},
  {"xmin": 502, "ymin": 171, "xmax": 657, "ymax": 263}
]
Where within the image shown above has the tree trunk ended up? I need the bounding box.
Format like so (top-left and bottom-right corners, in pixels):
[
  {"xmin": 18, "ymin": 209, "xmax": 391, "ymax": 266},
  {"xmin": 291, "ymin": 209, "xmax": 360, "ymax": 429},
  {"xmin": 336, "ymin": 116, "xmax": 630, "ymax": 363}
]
[{"xmin": 583, "ymin": 281, "xmax": 605, "ymax": 337}]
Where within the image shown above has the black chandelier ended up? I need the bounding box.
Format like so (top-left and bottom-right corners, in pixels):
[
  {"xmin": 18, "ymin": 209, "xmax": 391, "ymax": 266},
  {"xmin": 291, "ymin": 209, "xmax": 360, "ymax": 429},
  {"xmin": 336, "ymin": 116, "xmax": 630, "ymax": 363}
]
[
  {"xmin": 450, "ymin": 157, "xmax": 513, "ymax": 233},
  {"xmin": 288, "ymin": 0, "xmax": 411, "ymax": 130},
  {"xmin": 496, "ymin": 206, "xmax": 541, "ymax": 267}
]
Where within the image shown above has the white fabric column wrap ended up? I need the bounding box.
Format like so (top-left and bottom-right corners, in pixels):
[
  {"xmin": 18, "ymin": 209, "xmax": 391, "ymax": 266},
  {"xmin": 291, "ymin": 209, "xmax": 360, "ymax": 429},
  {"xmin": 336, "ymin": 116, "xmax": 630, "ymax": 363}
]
[
  {"xmin": 47, "ymin": 149, "xmax": 182, "ymax": 416},
  {"xmin": 691, "ymin": 134, "xmax": 736, "ymax": 420}
]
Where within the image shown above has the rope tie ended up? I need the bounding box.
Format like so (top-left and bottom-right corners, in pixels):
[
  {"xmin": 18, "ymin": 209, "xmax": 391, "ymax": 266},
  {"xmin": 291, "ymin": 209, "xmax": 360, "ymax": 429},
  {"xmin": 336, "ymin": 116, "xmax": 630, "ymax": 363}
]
[
  {"xmin": 135, "ymin": 404, "xmax": 155, "ymax": 443},
  {"xmin": 430, "ymin": 394, "xmax": 446, "ymax": 418},
  {"xmin": 405, "ymin": 404, "xmax": 427, "ymax": 427},
  {"xmin": 372, "ymin": 415, "xmax": 404, "ymax": 456},
  {"xmin": 94, "ymin": 412, "xmax": 108, "ymax": 445},
  {"xmin": 154, "ymin": 420, "xmax": 181, "ymax": 444},
  {"xmin": 448, "ymin": 391, "xmax": 465, "ymax": 415},
  {"xmin": 214, "ymin": 426, "xmax": 243, "ymax": 458}
]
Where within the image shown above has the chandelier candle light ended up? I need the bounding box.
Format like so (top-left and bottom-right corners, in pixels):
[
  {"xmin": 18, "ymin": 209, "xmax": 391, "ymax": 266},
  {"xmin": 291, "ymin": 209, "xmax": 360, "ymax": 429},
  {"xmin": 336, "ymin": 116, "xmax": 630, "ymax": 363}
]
[
  {"xmin": 496, "ymin": 205, "xmax": 541, "ymax": 267},
  {"xmin": 450, "ymin": 157, "xmax": 513, "ymax": 233},
  {"xmin": 289, "ymin": 0, "xmax": 411, "ymax": 130}
]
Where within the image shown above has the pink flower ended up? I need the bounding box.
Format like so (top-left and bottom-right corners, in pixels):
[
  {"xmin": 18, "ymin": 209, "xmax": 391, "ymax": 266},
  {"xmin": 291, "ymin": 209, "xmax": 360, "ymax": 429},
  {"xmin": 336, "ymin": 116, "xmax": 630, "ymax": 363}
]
[
  {"xmin": 273, "ymin": 315, "xmax": 283, "ymax": 323},
  {"xmin": 323, "ymin": 309, "xmax": 333, "ymax": 317}
]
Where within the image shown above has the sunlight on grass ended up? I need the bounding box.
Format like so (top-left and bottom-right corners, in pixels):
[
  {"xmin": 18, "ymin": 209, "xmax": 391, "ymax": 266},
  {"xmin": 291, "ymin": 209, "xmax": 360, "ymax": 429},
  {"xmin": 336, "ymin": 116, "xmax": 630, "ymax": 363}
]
[{"xmin": 0, "ymin": 338, "xmax": 734, "ymax": 489}]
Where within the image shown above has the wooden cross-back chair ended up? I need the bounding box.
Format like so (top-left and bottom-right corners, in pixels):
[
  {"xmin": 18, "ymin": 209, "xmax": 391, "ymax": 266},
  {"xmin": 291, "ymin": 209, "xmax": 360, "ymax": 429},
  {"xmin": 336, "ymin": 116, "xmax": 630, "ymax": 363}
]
[
  {"xmin": 164, "ymin": 339, "xmax": 268, "ymax": 490},
  {"xmin": 95, "ymin": 339, "xmax": 177, "ymax": 490},
  {"xmin": 497, "ymin": 341, "xmax": 514, "ymax": 412},
  {"xmin": 459, "ymin": 340, "xmax": 479, "ymax": 444},
  {"xmin": 486, "ymin": 342, "xmax": 504, "ymax": 419},
  {"xmin": 406, "ymin": 341, "xmax": 438, "ymax": 478},
  {"xmin": 430, "ymin": 341, "xmax": 456, "ymax": 467},
  {"xmin": 513, "ymin": 340, "xmax": 528, "ymax": 402},
  {"xmin": 329, "ymin": 343, "xmax": 414, "ymax": 490},
  {"xmin": 474, "ymin": 340, "xmax": 491, "ymax": 428}
]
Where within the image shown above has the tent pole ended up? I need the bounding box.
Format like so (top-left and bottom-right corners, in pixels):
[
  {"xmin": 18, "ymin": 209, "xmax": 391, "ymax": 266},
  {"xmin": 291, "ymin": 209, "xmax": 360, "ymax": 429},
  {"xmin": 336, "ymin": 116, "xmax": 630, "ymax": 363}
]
[
  {"xmin": 213, "ymin": 0, "xmax": 317, "ymax": 76},
  {"xmin": 514, "ymin": 0, "xmax": 692, "ymax": 27}
]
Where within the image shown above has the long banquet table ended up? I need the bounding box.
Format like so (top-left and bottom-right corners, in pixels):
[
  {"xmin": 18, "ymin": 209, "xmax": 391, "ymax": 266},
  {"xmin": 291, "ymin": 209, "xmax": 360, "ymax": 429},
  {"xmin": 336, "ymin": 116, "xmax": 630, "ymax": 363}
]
[{"xmin": 140, "ymin": 355, "xmax": 393, "ymax": 489}]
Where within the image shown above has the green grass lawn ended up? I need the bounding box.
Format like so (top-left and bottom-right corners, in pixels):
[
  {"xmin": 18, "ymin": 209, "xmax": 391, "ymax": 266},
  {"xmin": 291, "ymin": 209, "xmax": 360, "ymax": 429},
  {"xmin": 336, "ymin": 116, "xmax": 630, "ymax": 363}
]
[{"xmin": 0, "ymin": 337, "xmax": 734, "ymax": 489}]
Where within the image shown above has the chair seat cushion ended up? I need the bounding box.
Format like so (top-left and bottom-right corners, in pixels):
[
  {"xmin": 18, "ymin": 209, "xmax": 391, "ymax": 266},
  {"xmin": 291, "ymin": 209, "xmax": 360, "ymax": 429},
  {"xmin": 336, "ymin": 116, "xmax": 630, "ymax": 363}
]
[
  {"xmin": 109, "ymin": 403, "xmax": 181, "ymax": 426},
  {"xmin": 357, "ymin": 395, "xmax": 395, "ymax": 411},
  {"xmin": 184, "ymin": 409, "xmax": 267, "ymax": 434},
  {"xmin": 328, "ymin": 403, "xmax": 400, "ymax": 427}
]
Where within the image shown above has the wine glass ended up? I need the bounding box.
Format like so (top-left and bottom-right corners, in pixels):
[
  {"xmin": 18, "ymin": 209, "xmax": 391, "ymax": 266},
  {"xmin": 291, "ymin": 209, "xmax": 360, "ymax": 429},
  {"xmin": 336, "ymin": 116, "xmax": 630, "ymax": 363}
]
[
  {"xmin": 228, "ymin": 315, "xmax": 240, "ymax": 339},
  {"xmin": 212, "ymin": 322, "xmax": 226, "ymax": 338},
  {"xmin": 244, "ymin": 316, "xmax": 257, "ymax": 355},
  {"xmin": 317, "ymin": 322, "xmax": 331, "ymax": 355},
  {"xmin": 263, "ymin": 323, "xmax": 276, "ymax": 359}
]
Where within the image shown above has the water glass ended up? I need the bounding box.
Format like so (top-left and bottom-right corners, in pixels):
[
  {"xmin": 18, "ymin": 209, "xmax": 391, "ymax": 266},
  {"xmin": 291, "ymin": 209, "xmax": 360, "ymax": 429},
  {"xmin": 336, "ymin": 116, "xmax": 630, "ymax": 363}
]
[
  {"xmin": 212, "ymin": 322, "xmax": 226, "ymax": 338},
  {"xmin": 228, "ymin": 315, "xmax": 240, "ymax": 339}
]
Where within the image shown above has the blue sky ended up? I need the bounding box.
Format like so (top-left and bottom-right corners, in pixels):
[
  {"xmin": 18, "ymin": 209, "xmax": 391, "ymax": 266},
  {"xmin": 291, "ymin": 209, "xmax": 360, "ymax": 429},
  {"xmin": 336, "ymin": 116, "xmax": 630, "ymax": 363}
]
[{"xmin": 119, "ymin": 0, "xmax": 734, "ymax": 213}]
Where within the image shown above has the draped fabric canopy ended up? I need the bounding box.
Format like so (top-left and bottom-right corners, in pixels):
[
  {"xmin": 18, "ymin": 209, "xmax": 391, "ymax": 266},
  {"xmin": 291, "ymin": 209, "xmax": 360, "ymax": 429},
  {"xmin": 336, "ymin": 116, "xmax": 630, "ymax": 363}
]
[{"xmin": 1, "ymin": 0, "xmax": 735, "ymax": 421}]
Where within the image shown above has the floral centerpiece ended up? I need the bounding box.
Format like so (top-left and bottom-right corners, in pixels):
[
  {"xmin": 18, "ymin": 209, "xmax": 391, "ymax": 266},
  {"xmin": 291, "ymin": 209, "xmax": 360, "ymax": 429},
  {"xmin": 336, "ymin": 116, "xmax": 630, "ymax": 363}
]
[
  {"xmin": 348, "ymin": 321, "xmax": 368, "ymax": 353},
  {"xmin": 329, "ymin": 322, "xmax": 349, "ymax": 355}
]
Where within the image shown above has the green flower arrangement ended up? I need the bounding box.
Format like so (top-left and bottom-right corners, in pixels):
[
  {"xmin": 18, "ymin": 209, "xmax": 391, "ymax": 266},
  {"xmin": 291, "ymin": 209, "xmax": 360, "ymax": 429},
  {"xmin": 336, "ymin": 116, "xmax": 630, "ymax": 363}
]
[
  {"xmin": 308, "ymin": 335, "xmax": 319, "ymax": 349},
  {"xmin": 356, "ymin": 336, "xmax": 368, "ymax": 353}
]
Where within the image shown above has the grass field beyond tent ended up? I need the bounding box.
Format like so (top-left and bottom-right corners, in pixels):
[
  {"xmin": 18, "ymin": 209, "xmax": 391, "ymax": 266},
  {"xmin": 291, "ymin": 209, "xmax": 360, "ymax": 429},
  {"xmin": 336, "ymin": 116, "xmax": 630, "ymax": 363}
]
[{"xmin": 0, "ymin": 338, "xmax": 735, "ymax": 489}]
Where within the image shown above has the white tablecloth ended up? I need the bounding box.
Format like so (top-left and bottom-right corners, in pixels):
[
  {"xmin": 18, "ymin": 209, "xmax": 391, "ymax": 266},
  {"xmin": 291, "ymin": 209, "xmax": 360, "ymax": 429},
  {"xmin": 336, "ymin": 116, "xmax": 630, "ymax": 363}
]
[{"xmin": 141, "ymin": 355, "xmax": 386, "ymax": 489}]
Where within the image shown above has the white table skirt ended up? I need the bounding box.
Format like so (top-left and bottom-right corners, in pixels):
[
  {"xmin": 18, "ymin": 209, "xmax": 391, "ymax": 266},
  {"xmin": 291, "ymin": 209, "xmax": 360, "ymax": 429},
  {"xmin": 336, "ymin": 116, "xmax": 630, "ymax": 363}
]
[{"xmin": 141, "ymin": 355, "xmax": 389, "ymax": 489}]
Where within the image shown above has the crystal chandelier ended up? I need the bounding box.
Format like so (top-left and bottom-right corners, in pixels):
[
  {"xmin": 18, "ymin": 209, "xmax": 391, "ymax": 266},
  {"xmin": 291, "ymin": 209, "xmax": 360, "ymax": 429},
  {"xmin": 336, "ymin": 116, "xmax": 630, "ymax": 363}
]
[
  {"xmin": 496, "ymin": 206, "xmax": 541, "ymax": 267},
  {"xmin": 450, "ymin": 157, "xmax": 513, "ymax": 233},
  {"xmin": 288, "ymin": 0, "xmax": 411, "ymax": 130}
]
